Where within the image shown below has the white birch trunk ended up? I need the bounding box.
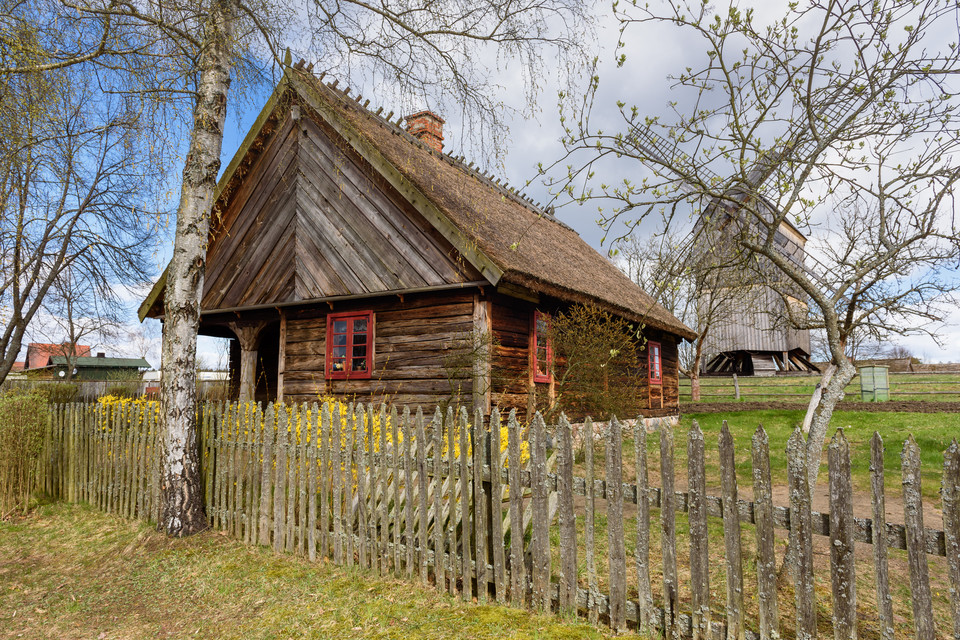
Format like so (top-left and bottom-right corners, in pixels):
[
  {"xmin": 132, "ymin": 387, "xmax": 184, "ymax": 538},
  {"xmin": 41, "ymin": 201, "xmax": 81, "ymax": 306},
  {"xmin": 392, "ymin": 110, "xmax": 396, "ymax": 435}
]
[{"xmin": 159, "ymin": 0, "xmax": 235, "ymax": 536}]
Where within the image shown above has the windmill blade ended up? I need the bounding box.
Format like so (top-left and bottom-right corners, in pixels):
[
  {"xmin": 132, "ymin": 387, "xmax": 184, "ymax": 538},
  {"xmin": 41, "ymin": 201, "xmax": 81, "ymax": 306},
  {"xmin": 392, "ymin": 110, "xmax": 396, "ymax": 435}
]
[{"xmin": 629, "ymin": 126, "xmax": 725, "ymax": 195}]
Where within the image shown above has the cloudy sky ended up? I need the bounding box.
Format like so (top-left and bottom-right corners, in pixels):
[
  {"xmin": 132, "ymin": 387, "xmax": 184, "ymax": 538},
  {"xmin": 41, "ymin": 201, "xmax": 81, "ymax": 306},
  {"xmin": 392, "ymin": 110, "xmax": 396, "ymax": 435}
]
[{"xmin": 48, "ymin": 1, "xmax": 959, "ymax": 369}]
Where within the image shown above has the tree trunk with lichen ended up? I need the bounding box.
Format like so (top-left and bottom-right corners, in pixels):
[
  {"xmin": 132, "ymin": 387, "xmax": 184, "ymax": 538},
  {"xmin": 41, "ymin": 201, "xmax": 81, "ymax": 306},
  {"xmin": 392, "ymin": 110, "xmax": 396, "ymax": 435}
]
[{"xmin": 159, "ymin": 0, "xmax": 235, "ymax": 537}]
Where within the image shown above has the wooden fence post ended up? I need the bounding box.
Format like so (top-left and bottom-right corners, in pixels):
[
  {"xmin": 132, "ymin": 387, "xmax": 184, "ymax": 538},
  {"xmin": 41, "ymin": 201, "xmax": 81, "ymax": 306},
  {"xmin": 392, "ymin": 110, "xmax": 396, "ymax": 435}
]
[
  {"xmin": 828, "ymin": 429, "xmax": 857, "ymax": 640},
  {"xmin": 530, "ymin": 412, "xmax": 550, "ymax": 611},
  {"xmin": 870, "ymin": 432, "xmax": 895, "ymax": 640},
  {"xmin": 720, "ymin": 421, "xmax": 745, "ymax": 640},
  {"xmin": 607, "ymin": 416, "xmax": 627, "ymax": 632},
  {"xmin": 635, "ymin": 423, "xmax": 654, "ymax": 630},
  {"xmin": 687, "ymin": 420, "xmax": 710, "ymax": 640},
  {"xmin": 404, "ymin": 407, "xmax": 416, "ymax": 580},
  {"xmin": 489, "ymin": 407, "xmax": 506, "ymax": 603},
  {"xmin": 331, "ymin": 403, "xmax": 343, "ymax": 565},
  {"xmin": 473, "ymin": 407, "xmax": 489, "ymax": 602},
  {"xmin": 557, "ymin": 413, "xmax": 577, "ymax": 613},
  {"xmin": 788, "ymin": 427, "xmax": 816, "ymax": 640},
  {"xmin": 432, "ymin": 407, "xmax": 445, "ymax": 591},
  {"xmin": 416, "ymin": 408, "xmax": 430, "ymax": 585},
  {"xmin": 942, "ymin": 439, "xmax": 960, "ymax": 640},
  {"xmin": 585, "ymin": 417, "xmax": 599, "ymax": 624},
  {"xmin": 259, "ymin": 404, "xmax": 274, "ymax": 547},
  {"xmin": 751, "ymin": 425, "xmax": 780, "ymax": 640},
  {"xmin": 507, "ymin": 408, "xmax": 524, "ymax": 607},
  {"xmin": 460, "ymin": 407, "xmax": 474, "ymax": 601},
  {"xmin": 446, "ymin": 406, "xmax": 458, "ymax": 597},
  {"xmin": 902, "ymin": 436, "xmax": 935, "ymax": 640},
  {"xmin": 660, "ymin": 420, "xmax": 679, "ymax": 640}
]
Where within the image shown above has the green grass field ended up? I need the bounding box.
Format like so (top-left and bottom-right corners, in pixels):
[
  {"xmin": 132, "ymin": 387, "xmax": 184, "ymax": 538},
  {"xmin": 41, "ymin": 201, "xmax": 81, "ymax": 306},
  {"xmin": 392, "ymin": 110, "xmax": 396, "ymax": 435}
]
[
  {"xmin": 574, "ymin": 409, "xmax": 959, "ymax": 502},
  {"xmin": 680, "ymin": 372, "xmax": 960, "ymax": 403},
  {"xmin": 0, "ymin": 503, "xmax": 642, "ymax": 640}
]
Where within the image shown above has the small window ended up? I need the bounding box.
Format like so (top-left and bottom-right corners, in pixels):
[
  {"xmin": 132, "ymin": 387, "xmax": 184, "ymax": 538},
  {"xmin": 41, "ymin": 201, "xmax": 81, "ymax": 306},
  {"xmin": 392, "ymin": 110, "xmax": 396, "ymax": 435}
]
[
  {"xmin": 648, "ymin": 341, "xmax": 662, "ymax": 385},
  {"xmin": 326, "ymin": 311, "xmax": 374, "ymax": 379},
  {"xmin": 533, "ymin": 310, "xmax": 553, "ymax": 383}
]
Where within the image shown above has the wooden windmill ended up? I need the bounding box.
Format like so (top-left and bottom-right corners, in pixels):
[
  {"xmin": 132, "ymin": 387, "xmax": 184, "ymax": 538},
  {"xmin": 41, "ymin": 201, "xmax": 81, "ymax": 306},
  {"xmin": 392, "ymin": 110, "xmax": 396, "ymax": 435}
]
[{"xmin": 627, "ymin": 112, "xmax": 846, "ymax": 375}]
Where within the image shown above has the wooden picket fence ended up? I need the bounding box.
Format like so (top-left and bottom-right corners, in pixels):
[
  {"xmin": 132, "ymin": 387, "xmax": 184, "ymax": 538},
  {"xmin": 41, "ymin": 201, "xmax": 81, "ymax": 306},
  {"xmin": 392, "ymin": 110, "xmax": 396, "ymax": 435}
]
[{"xmin": 37, "ymin": 401, "xmax": 960, "ymax": 639}]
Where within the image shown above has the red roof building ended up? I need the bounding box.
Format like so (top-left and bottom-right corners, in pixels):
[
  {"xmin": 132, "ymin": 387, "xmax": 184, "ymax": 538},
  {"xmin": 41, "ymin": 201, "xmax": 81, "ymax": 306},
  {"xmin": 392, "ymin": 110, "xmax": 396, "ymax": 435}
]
[{"xmin": 24, "ymin": 343, "xmax": 92, "ymax": 370}]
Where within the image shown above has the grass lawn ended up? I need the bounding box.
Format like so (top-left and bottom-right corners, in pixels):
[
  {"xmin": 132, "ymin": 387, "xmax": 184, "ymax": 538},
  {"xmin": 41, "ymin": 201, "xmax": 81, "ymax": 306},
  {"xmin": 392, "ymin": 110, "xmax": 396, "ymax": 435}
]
[
  {"xmin": 0, "ymin": 502, "xmax": 643, "ymax": 640},
  {"xmin": 679, "ymin": 372, "xmax": 960, "ymax": 402},
  {"xmin": 575, "ymin": 409, "xmax": 960, "ymax": 502},
  {"xmin": 678, "ymin": 409, "xmax": 960, "ymax": 501}
]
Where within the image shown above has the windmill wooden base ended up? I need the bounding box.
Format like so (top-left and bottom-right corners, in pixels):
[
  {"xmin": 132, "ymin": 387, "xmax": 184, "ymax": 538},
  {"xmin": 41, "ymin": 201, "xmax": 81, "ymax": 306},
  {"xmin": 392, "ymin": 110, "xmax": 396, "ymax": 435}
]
[{"xmin": 704, "ymin": 349, "xmax": 818, "ymax": 375}]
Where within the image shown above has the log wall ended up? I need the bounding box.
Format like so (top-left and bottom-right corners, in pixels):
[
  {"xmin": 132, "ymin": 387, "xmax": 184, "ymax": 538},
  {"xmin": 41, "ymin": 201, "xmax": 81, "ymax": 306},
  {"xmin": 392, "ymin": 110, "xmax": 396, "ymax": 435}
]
[{"xmin": 280, "ymin": 290, "xmax": 477, "ymax": 408}]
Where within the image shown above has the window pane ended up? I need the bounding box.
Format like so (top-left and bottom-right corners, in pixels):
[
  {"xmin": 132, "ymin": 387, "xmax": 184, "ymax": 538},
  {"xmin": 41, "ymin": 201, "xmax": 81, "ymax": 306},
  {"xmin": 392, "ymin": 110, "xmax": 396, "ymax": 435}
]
[
  {"xmin": 332, "ymin": 346, "xmax": 346, "ymax": 358},
  {"xmin": 333, "ymin": 334, "xmax": 347, "ymax": 346},
  {"xmin": 353, "ymin": 332, "xmax": 367, "ymax": 345},
  {"xmin": 353, "ymin": 318, "xmax": 368, "ymax": 332},
  {"xmin": 352, "ymin": 345, "xmax": 366, "ymax": 358},
  {"xmin": 333, "ymin": 320, "xmax": 347, "ymax": 333},
  {"xmin": 352, "ymin": 358, "xmax": 367, "ymax": 372}
]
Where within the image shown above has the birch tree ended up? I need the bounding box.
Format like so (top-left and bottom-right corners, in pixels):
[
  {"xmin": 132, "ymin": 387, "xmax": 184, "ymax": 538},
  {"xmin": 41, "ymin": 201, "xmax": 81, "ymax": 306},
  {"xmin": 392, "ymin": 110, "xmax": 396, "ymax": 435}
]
[
  {"xmin": 2, "ymin": 0, "xmax": 590, "ymax": 535},
  {"xmin": 545, "ymin": 0, "xmax": 960, "ymax": 495}
]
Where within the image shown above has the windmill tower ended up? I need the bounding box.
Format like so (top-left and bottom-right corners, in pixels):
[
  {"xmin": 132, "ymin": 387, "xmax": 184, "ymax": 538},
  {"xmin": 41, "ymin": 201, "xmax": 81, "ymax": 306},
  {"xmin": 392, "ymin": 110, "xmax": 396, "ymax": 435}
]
[{"xmin": 626, "ymin": 125, "xmax": 834, "ymax": 375}]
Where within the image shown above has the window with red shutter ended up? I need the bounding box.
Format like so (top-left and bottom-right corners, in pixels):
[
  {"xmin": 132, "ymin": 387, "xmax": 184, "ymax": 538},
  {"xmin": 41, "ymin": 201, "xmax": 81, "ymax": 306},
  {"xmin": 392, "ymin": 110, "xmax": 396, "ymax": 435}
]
[
  {"xmin": 326, "ymin": 311, "xmax": 374, "ymax": 379},
  {"xmin": 648, "ymin": 341, "xmax": 662, "ymax": 384},
  {"xmin": 533, "ymin": 310, "xmax": 553, "ymax": 383}
]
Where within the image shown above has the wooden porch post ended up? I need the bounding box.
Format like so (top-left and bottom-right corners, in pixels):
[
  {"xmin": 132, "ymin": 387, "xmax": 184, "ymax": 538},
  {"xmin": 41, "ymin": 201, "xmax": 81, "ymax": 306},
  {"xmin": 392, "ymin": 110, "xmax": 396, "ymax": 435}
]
[{"xmin": 228, "ymin": 322, "xmax": 266, "ymax": 402}]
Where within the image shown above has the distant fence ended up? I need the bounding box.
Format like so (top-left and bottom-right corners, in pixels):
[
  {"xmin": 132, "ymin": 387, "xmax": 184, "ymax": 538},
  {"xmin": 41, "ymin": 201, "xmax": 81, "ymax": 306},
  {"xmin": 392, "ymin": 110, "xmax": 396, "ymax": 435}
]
[
  {"xmin": 681, "ymin": 371, "xmax": 960, "ymax": 403},
  {"xmin": 2, "ymin": 378, "xmax": 229, "ymax": 402},
  {"xmin": 38, "ymin": 401, "xmax": 960, "ymax": 638}
]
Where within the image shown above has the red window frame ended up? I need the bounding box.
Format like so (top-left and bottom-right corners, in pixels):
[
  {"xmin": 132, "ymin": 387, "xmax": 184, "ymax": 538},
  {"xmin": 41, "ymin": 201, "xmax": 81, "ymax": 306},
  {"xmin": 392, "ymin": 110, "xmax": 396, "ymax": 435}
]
[
  {"xmin": 648, "ymin": 341, "xmax": 662, "ymax": 385},
  {"xmin": 533, "ymin": 310, "xmax": 553, "ymax": 383},
  {"xmin": 325, "ymin": 311, "xmax": 374, "ymax": 380}
]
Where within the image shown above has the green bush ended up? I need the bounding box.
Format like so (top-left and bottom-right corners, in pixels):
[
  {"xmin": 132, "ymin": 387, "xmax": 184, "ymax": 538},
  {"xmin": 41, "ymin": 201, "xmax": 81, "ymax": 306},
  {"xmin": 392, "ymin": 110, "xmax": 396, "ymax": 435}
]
[
  {"xmin": 0, "ymin": 391, "xmax": 47, "ymax": 515},
  {"xmin": 41, "ymin": 383, "xmax": 78, "ymax": 404},
  {"xmin": 549, "ymin": 304, "xmax": 644, "ymax": 421},
  {"xmin": 104, "ymin": 383, "xmax": 137, "ymax": 399}
]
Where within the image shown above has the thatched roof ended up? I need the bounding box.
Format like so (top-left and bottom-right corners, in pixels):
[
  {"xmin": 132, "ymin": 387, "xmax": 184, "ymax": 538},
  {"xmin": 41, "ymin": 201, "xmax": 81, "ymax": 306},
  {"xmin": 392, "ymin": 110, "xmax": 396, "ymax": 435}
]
[
  {"xmin": 140, "ymin": 65, "xmax": 694, "ymax": 341},
  {"xmin": 286, "ymin": 68, "xmax": 694, "ymax": 340}
]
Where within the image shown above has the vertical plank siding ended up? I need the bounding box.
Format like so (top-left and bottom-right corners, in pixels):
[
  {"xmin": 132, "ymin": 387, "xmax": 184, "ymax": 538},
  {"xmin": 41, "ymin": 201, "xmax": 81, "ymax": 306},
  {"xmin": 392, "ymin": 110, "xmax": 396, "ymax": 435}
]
[{"xmin": 35, "ymin": 402, "xmax": 959, "ymax": 639}]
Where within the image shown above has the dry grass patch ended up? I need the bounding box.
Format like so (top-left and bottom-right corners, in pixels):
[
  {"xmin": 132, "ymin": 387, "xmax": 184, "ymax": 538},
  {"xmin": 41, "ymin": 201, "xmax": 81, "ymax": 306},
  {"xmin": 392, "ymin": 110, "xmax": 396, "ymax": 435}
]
[{"xmin": 0, "ymin": 502, "xmax": 644, "ymax": 640}]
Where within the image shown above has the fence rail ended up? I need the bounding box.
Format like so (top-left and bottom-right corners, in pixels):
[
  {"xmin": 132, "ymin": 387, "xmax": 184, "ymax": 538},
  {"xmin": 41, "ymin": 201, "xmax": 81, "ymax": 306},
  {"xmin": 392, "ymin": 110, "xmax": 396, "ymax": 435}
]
[
  {"xmin": 38, "ymin": 401, "xmax": 960, "ymax": 639},
  {"xmin": 680, "ymin": 371, "xmax": 960, "ymax": 402}
]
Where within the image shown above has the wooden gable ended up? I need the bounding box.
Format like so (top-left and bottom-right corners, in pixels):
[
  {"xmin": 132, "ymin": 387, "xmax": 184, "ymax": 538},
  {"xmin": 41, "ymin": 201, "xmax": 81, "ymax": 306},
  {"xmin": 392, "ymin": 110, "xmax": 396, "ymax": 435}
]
[{"xmin": 200, "ymin": 97, "xmax": 483, "ymax": 312}]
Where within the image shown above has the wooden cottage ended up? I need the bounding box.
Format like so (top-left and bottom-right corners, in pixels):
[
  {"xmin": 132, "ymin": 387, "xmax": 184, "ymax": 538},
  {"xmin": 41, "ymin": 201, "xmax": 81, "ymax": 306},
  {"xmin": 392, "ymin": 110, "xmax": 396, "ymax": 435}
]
[{"xmin": 139, "ymin": 63, "xmax": 695, "ymax": 419}]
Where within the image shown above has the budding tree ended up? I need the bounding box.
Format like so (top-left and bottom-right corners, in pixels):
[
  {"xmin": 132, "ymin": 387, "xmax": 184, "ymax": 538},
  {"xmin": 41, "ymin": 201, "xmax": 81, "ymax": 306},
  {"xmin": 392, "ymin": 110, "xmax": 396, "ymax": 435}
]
[{"xmin": 545, "ymin": 0, "xmax": 960, "ymax": 494}]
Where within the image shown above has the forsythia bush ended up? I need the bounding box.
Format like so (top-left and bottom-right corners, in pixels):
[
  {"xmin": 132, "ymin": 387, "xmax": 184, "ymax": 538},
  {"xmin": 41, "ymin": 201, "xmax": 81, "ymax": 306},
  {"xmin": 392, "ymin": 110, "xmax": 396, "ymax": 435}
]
[
  {"xmin": 212, "ymin": 397, "xmax": 529, "ymax": 466},
  {"xmin": 0, "ymin": 391, "xmax": 47, "ymax": 515},
  {"xmin": 96, "ymin": 395, "xmax": 161, "ymax": 434}
]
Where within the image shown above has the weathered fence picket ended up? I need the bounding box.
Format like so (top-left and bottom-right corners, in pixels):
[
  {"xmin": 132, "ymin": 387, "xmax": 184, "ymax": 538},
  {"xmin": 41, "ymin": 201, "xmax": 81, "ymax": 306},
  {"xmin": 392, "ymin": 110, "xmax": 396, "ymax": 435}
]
[
  {"xmin": 751, "ymin": 425, "xmax": 779, "ymax": 640},
  {"xmin": 635, "ymin": 423, "xmax": 654, "ymax": 630},
  {"xmin": 585, "ymin": 416, "xmax": 598, "ymax": 624},
  {"xmin": 489, "ymin": 407, "xmax": 506, "ymax": 604},
  {"xmin": 788, "ymin": 428, "xmax": 816, "ymax": 640},
  {"xmin": 606, "ymin": 417, "xmax": 626, "ymax": 632},
  {"xmin": 828, "ymin": 429, "xmax": 856, "ymax": 640},
  {"xmin": 557, "ymin": 414, "xmax": 577, "ymax": 613},
  {"xmin": 34, "ymin": 401, "xmax": 960, "ymax": 640},
  {"xmin": 902, "ymin": 437, "xmax": 934, "ymax": 640},
  {"xmin": 660, "ymin": 420, "xmax": 679, "ymax": 640},
  {"xmin": 719, "ymin": 422, "xmax": 745, "ymax": 640},
  {"xmin": 687, "ymin": 421, "xmax": 710, "ymax": 640},
  {"xmin": 943, "ymin": 439, "xmax": 960, "ymax": 639}
]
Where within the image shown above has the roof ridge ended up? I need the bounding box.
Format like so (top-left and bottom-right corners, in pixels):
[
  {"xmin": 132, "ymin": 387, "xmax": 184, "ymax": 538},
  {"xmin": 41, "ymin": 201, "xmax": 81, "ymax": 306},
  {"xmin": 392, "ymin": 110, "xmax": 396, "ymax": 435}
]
[{"xmin": 290, "ymin": 61, "xmax": 574, "ymax": 234}]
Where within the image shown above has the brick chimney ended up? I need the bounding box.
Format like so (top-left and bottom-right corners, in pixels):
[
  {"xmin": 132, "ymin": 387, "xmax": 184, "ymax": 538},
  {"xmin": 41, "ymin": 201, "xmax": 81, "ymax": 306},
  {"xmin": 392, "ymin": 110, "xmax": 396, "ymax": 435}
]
[{"xmin": 404, "ymin": 110, "xmax": 444, "ymax": 152}]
